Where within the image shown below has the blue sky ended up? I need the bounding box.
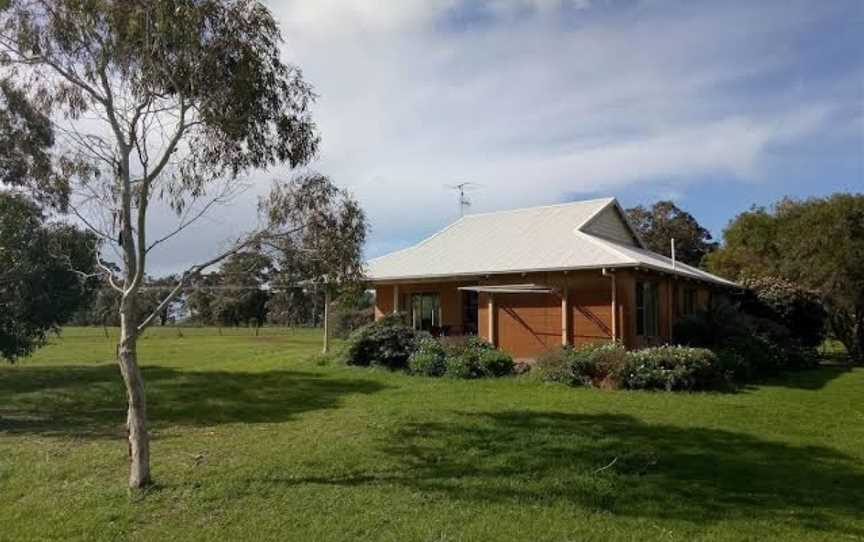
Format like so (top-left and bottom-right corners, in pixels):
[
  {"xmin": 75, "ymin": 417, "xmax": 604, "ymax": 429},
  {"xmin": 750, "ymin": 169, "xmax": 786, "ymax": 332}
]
[{"xmin": 147, "ymin": 0, "xmax": 864, "ymax": 273}]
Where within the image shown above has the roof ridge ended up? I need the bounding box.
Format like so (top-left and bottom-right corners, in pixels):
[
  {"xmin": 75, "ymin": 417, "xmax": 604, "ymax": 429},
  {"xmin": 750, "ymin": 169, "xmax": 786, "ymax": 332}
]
[{"xmin": 461, "ymin": 197, "xmax": 615, "ymax": 219}]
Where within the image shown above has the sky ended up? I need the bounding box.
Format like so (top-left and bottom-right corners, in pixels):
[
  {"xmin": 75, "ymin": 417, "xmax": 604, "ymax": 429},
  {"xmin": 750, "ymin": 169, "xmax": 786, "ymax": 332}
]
[{"xmin": 146, "ymin": 0, "xmax": 863, "ymax": 275}]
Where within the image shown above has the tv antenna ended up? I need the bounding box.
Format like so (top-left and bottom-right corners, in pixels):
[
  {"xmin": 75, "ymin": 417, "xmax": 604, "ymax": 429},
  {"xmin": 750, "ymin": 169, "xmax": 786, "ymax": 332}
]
[{"xmin": 445, "ymin": 182, "xmax": 483, "ymax": 217}]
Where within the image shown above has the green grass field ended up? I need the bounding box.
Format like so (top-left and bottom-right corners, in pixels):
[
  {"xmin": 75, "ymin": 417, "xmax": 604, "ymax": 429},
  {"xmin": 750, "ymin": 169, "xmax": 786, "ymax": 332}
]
[{"xmin": 1, "ymin": 327, "xmax": 862, "ymax": 541}]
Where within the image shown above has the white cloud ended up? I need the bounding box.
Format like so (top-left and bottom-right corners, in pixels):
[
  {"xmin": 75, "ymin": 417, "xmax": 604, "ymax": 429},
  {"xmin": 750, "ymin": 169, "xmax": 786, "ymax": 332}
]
[{"xmin": 137, "ymin": 0, "xmax": 856, "ymax": 274}]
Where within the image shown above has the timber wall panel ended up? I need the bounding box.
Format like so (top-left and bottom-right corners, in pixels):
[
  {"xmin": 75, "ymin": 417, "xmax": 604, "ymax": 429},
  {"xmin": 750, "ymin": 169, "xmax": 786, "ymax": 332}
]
[
  {"xmin": 374, "ymin": 285, "xmax": 394, "ymax": 318},
  {"xmin": 495, "ymin": 292, "xmax": 561, "ymax": 358}
]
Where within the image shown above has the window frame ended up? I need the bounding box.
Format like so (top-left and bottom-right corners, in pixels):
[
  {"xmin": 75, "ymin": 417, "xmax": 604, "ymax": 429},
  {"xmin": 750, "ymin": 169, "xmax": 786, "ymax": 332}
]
[{"xmin": 635, "ymin": 280, "xmax": 660, "ymax": 337}]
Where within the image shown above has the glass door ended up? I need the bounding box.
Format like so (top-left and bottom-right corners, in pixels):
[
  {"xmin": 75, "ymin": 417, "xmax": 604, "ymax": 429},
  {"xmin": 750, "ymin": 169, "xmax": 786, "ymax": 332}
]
[{"xmin": 411, "ymin": 293, "xmax": 441, "ymax": 332}]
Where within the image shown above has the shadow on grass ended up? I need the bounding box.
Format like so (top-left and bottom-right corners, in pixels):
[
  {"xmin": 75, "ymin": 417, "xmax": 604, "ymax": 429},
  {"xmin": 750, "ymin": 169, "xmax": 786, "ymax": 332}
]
[
  {"xmin": 753, "ymin": 366, "xmax": 854, "ymax": 391},
  {"xmin": 271, "ymin": 410, "xmax": 864, "ymax": 536},
  {"xmin": 0, "ymin": 364, "xmax": 388, "ymax": 439}
]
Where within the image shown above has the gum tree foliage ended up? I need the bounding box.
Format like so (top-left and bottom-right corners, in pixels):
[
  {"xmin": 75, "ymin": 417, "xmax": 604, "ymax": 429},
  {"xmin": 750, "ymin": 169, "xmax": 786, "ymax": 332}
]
[
  {"xmin": 263, "ymin": 172, "xmax": 367, "ymax": 335},
  {"xmin": 186, "ymin": 272, "xmax": 219, "ymax": 324},
  {"xmin": 626, "ymin": 201, "xmax": 718, "ymax": 267},
  {"xmin": 0, "ymin": 192, "xmax": 96, "ymax": 360},
  {"xmin": 0, "ymin": 0, "xmax": 369, "ymax": 488},
  {"xmin": 0, "ymin": 80, "xmax": 67, "ymax": 207},
  {"xmin": 707, "ymin": 194, "xmax": 864, "ymax": 363},
  {"xmin": 1, "ymin": 75, "xmax": 95, "ymax": 359},
  {"xmin": 211, "ymin": 250, "xmax": 272, "ymax": 328}
]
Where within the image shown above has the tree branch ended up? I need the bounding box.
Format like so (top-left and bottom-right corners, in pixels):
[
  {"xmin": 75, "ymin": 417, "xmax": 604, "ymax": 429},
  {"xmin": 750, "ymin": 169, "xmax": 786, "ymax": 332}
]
[{"xmin": 136, "ymin": 233, "xmax": 264, "ymax": 333}]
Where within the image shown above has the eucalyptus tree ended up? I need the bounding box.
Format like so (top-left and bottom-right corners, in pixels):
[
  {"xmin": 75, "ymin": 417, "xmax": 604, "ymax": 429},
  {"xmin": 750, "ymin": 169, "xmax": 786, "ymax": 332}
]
[
  {"xmin": 0, "ymin": 192, "xmax": 97, "ymax": 361},
  {"xmin": 0, "ymin": 0, "xmax": 330, "ymax": 488},
  {"xmin": 627, "ymin": 201, "xmax": 718, "ymax": 267},
  {"xmin": 263, "ymin": 173, "xmax": 367, "ymax": 352},
  {"xmin": 707, "ymin": 194, "xmax": 864, "ymax": 362},
  {"xmin": 0, "ymin": 79, "xmax": 65, "ymax": 207}
]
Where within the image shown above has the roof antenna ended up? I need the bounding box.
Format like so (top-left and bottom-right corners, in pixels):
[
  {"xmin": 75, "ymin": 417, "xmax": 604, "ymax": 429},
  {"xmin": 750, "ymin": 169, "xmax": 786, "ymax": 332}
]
[
  {"xmin": 671, "ymin": 238, "xmax": 677, "ymax": 269},
  {"xmin": 445, "ymin": 182, "xmax": 483, "ymax": 218}
]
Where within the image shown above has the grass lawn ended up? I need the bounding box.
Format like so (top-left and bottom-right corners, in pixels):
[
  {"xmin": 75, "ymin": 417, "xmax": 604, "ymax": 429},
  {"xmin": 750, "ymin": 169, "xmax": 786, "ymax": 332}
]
[{"xmin": 1, "ymin": 327, "xmax": 862, "ymax": 541}]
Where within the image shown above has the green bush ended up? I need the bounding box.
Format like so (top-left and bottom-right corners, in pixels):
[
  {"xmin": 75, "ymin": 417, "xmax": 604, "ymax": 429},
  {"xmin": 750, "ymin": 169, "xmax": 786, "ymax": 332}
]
[
  {"xmin": 441, "ymin": 335, "xmax": 490, "ymax": 378},
  {"xmin": 674, "ymin": 299, "xmax": 819, "ymax": 379},
  {"xmin": 617, "ymin": 346, "xmax": 727, "ymax": 391},
  {"xmin": 440, "ymin": 335, "xmax": 493, "ymax": 358},
  {"xmin": 569, "ymin": 342, "xmax": 628, "ymax": 387},
  {"xmin": 536, "ymin": 342, "xmax": 627, "ymax": 386},
  {"xmin": 408, "ymin": 337, "xmax": 447, "ymax": 377},
  {"xmin": 477, "ymin": 349, "xmax": 515, "ymax": 377},
  {"xmin": 444, "ymin": 353, "xmax": 479, "ymax": 379},
  {"xmin": 740, "ymin": 276, "xmax": 826, "ymax": 348},
  {"xmin": 342, "ymin": 313, "xmax": 421, "ymax": 369},
  {"xmin": 534, "ymin": 349, "xmax": 573, "ymax": 383},
  {"xmin": 331, "ymin": 306, "xmax": 374, "ymax": 339},
  {"xmin": 438, "ymin": 335, "xmax": 513, "ymax": 378},
  {"xmin": 537, "ymin": 343, "xmax": 725, "ymax": 391}
]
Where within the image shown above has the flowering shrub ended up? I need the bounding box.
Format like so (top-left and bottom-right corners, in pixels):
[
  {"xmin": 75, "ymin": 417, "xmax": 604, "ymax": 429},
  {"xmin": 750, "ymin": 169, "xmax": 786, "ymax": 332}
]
[
  {"xmin": 537, "ymin": 343, "xmax": 729, "ymax": 391},
  {"xmin": 408, "ymin": 337, "xmax": 447, "ymax": 377},
  {"xmin": 535, "ymin": 342, "xmax": 626, "ymax": 386},
  {"xmin": 616, "ymin": 346, "xmax": 727, "ymax": 391}
]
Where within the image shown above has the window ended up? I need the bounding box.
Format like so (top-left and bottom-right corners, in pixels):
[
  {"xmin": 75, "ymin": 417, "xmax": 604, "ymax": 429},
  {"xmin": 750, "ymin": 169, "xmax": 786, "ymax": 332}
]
[
  {"xmin": 636, "ymin": 281, "xmax": 660, "ymax": 336},
  {"xmin": 411, "ymin": 293, "xmax": 441, "ymax": 332},
  {"xmin": 682, "ymin": 288, "xmax": 697, "ymax": 315}
]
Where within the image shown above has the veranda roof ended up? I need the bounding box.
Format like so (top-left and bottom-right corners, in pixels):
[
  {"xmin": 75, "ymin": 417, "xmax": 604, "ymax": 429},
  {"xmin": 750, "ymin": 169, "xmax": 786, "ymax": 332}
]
[{"xmin": 458, "ymin": 284, "xmax": 557, "ymax": 294}]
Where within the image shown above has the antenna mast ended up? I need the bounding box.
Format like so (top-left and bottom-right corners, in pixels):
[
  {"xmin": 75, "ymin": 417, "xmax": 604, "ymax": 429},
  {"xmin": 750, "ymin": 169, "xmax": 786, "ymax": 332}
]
[{"xmin": 446, "ymin": 182, "xmax": 482, "ymax": 218}]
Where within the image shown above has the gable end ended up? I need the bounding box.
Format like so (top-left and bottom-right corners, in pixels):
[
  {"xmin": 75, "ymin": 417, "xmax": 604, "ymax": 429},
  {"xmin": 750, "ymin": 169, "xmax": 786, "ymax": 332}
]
[{"xmin": 581, "ymin": 205, "xmax": 641, "ymax": 247}]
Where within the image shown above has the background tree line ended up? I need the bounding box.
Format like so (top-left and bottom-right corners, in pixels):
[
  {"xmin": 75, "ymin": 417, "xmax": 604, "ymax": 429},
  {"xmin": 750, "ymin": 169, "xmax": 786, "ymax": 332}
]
[{"xmin": 69, "ymin": 248, "xmax": 374, "ymax": 336}]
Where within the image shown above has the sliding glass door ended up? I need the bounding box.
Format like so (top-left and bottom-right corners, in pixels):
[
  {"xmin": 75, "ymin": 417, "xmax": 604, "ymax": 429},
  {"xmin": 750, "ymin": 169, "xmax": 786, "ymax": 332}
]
[{"xmin": 411, "ymin": 293, "xmax": 441, "ymax": 332}]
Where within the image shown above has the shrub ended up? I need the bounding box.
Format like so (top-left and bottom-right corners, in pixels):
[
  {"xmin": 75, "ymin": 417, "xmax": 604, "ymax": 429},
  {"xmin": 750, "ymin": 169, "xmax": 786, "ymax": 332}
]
[
  {"xmin": 342, "ymin": 313, "xmax": 421, "ymax": 369},
  {"xmin": 408, "ymin": 337, "xmax": 447, "ymax": 377},
  {"xmin": 740, "ymin": 276, "xmax": 826, "ymax": 348},
  {"xmin": 536, "ymin": 342, "xmax": 627, "ymax": 386},
  {"xmin": 440, "ymin": 335, "xmax": 494, "ymax": 358},
  {"xmin": 441, "ymin": 335, "xmax": 490, "ymax": 379},
  {"xmin": 616, "ymin": 346, "xmax": 727, "ymax": 391},
  {"xmin": 477, "ymin": 349, "xmax": 514, "ymax": 377},
  {"xmin": 438, "ymin": 335, "xmax": 513, "ymax": 378},
  {"xmin": 444, "ymin": 353, "xmax": 479, "ymax": 379},
  {"xmin": 674, "ymin": 299, "xmax": 819, "ymax": 379},
  {"xmin": 674, "ymin": 300, "xmax": 747, "ymax": 348},
  {"xmin": 331, "ymin": 306, "xmax": 374, "ymax": 339},
  {"xmin": 535, "ymin": 349, "xmax": 573, "ymax": 383},
  {"xmin": 569, "ymin": 342, "xmax": 628, "ymax": 387}
]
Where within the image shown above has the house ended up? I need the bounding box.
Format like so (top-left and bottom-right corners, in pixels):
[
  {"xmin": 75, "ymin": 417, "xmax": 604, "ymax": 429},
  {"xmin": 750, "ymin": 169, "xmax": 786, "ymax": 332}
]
[{"xmin": 365, "ymin": 197, "xmax": 736, "ymax": 359}]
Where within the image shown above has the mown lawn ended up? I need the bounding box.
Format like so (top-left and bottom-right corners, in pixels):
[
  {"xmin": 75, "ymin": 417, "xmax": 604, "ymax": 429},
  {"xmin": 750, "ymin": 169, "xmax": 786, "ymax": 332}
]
[{"xmin": 1, "ymin": 327, "xmax": 862, "ymax": 541}]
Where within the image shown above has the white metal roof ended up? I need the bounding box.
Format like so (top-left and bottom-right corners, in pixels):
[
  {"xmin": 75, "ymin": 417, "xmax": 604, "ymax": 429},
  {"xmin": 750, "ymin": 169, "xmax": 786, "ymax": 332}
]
[{"xmin": 366, "ymin": 197, "xmax": 737, "ymax": 288}]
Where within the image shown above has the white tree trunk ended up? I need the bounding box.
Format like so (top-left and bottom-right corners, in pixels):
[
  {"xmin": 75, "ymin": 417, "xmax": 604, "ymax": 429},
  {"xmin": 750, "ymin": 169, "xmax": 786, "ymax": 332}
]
[
  {"xmin": 118, "ymin": 302, "xmax": 151, "ymax": 488},
  {"xmin": 322, "ymin": 289, "xmax": 330, "ymax": 354}
]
